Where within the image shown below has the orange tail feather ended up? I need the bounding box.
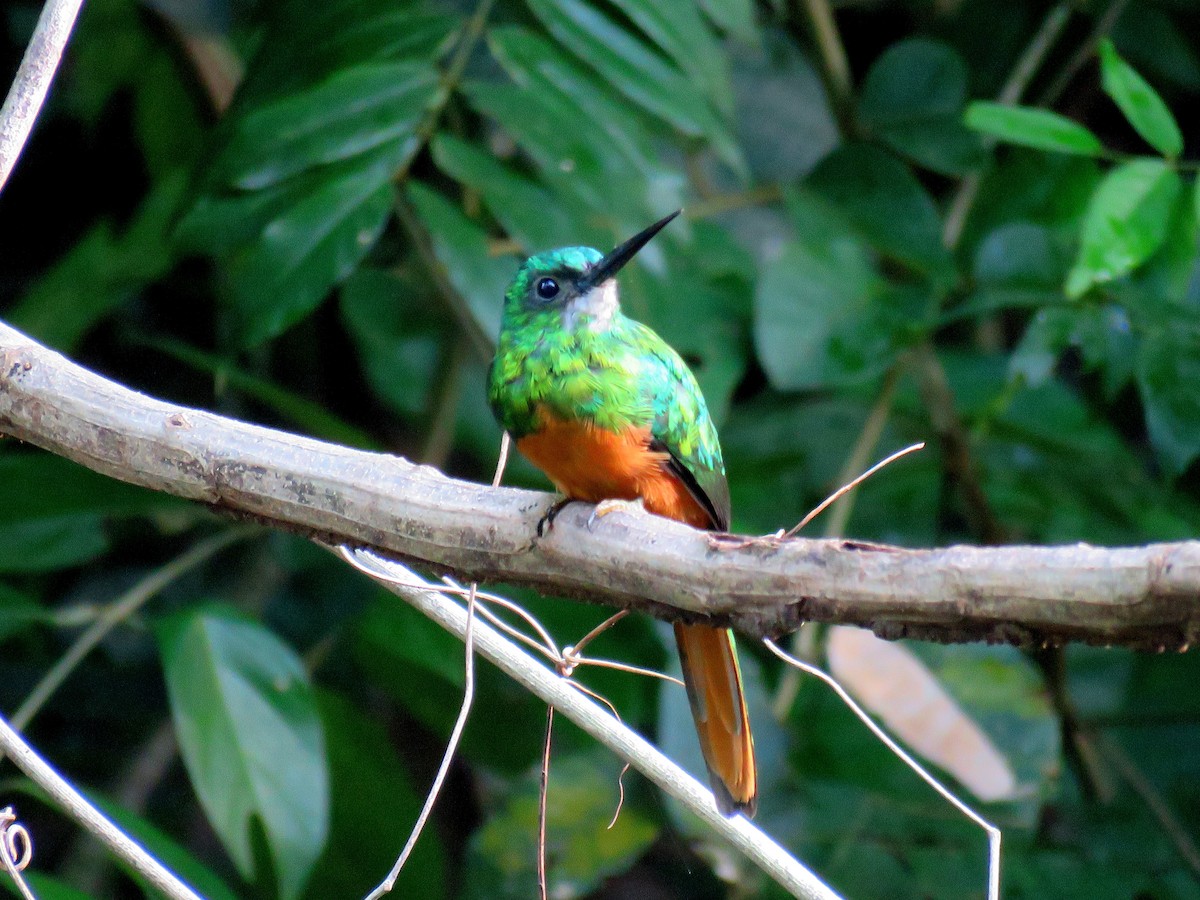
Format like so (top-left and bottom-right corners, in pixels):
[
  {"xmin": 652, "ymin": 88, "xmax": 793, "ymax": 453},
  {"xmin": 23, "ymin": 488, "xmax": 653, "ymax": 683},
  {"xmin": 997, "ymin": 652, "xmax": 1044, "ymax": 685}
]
[{"xmin": 674, "ymin": 622, "xmax": 757, "ymax": 817}]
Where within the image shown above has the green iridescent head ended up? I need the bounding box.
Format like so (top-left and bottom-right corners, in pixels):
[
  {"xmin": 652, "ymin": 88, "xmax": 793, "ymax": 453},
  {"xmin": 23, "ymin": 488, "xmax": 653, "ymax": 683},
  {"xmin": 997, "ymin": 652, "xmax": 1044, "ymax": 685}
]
[{"xmin": 500, "ymin": 211, "xmax": 680, "ymax": 330}]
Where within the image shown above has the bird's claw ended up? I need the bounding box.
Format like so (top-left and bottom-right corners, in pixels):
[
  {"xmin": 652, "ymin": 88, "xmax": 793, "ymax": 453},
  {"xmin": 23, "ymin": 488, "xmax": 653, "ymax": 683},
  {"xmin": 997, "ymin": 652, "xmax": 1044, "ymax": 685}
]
[
  {"xmin": 586, "ymin": 498, "xmax": 644, "ymax": 532},
  {"xmin": 536, "ymin": 497, "xmax": 574, "ymax": 538}
]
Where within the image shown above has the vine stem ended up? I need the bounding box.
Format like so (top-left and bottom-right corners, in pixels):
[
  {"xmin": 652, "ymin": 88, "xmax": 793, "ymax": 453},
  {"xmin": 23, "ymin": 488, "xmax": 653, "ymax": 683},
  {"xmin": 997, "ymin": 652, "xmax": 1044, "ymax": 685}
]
[
  {"xmin": 0, "ymin": 715, "xmax": 203, "ymax": 900},
  {"xmin": 0, "ymin": 0, "xmax": 86, "ymax": 193}
]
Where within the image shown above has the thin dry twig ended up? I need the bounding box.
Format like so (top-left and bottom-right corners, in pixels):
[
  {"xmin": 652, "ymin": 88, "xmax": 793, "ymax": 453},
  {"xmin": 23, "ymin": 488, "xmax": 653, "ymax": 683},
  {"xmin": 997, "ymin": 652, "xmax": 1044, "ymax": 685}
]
[
  {"xmin": 0, "ymin": 806, "xmax": 34, "ymax": 900},
  {"xmin": 764, "ymin": 638, "xmax": 1001, "ymax": 900},
  {"xmin": 341, "ymin": 550, "xmax": 841, "ymax": 899}
]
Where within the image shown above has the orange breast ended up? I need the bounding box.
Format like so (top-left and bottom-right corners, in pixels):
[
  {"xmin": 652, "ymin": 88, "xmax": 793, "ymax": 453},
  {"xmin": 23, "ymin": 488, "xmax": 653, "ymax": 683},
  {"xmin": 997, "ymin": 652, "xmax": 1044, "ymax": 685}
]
[{"xmin": 517, "ymin": 413, "xmax": 711, "ymax": 529}]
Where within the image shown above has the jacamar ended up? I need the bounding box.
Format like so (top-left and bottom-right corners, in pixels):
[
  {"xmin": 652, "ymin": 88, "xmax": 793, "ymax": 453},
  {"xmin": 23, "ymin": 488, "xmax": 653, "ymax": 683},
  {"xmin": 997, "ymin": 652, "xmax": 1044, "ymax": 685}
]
[{"xmin": 487, "ymin": 211, "xmax": 757, "ymax": 817}]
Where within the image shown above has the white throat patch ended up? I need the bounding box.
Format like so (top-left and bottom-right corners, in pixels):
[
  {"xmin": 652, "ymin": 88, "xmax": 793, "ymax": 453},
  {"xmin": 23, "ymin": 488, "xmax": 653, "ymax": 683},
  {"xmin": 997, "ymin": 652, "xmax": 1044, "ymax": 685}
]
[{"xmin": 563, "ymin": 279, "xmax": 619, "ymax": 332}]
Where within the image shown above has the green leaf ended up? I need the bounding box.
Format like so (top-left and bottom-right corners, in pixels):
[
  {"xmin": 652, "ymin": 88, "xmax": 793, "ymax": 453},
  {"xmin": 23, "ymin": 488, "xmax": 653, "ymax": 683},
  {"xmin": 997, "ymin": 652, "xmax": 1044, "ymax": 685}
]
[
  {"xmin": 1099, "ymin": 39, "xmax": 1183, "ymax": 158},
  {"xmin": 0, "ymin": 584, "xmax": 43, "ymax": 643},
  {"xmin": 226, "ymin": 150, "xmax": 399, "ymax": 346},
  {"xmin": 464, "ymin": 750, "xmax": 659, "ymax": 899},
  {"xmin": 303, "ymin": 691, "xmax": 446, "ymax": 899},
  {"xmin": 476, "ymin": 25, "xmax": 685, "ymax": 227},
  {"xmin": 606, "ymin": 0, "xmax": 733, "ymax": 116},
  {"xmin": 964, "ymin": 102, "xmax": 1105, "ymax": 156},
  {"xmin": 754, "ymin": 191, "xmax": 890, "ymax": 390},
  {"xmin": 8, "ymin": 173, "xmax": 184, "ymax": 352},
  {"xmin": 217, "ymin": 62, "xmax": 440, "ymax": 191},
  {"xmin": 698, "ymin": 0, "xmax": 759, "ymax": 44},
  {"xmin": 521, "ymin": 0, "xmax": 744, "ymax": 173},
  {"xmin": 406, "ymin": 182, "xmax": 516, "ymax": 343},
  {"xmin": 99, "ymin": 797, "xmax": 241, "ymax": 900},
  {"xmin": 1137, "ymin": 327, "xmax": 1200, "ymax": 476},
  {"xmin": 1065, "ymin": 158, "xmax": 1182, "ymax": 298},
  {"xmin": 431, "ymin": 134, "xmax": 606, "ymax": 252},
  {"xmin": 806, "ymin": 143, "xmax": 953, "ymax": 277},
  {"xmin": 159, "ymin": 606, "xmax": 329, "ymax": 900},
  {"xmin": 0, "ymin": 452, "xmax": 186, "ymax": 573},
  {"xmin": 859, "ymin": 38, "xmax": 984, "ymax": 175},
  {"xmin": 340, "ymin": 267, "xmax": 452, "ymax": 418},
  {"xmin": 140, "ymin": 337, "xmax": 379, "ymax": 448}
]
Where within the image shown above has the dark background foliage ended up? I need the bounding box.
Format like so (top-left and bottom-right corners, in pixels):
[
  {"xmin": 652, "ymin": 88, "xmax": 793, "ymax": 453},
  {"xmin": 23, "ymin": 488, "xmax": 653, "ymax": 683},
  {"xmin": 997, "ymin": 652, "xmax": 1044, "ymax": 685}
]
[{"xmin": 2, "ymin": 0, "xmax": 1200, "ymax": 897}]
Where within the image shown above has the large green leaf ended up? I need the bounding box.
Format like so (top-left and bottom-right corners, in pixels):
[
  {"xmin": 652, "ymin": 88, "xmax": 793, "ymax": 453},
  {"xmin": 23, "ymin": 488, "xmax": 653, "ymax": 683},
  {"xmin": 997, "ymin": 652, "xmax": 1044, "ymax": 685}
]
[
  {"xmin": 806, "ymin": 143, "xmax": 953, "ymax": 278},
  {"xmin": 606, "ymin": 0, "xmax": 733, "ymax": 116},
  {"xmin": 8, "ymin": 174, "xmax": 183, "ymax": 352},
  {"xmin": 99, "ymin": 797, "xmax": 241, "ymax": 900},
  {"xmin": 224, "ymin": 149, "xmax": 400, "ymax": 346},
  {"xmin": 406, "ymin": 182, "xmax": 516, "ymax": 343},
  {"xmin": 339, "ymin": 267, "xmax": 452, "ymax": 418},
  {"xmin": 1065, "ymin": 158, "xmax": 1181, "ymax": 298},
  {"xmin": 1099, "ymin": 39, "xmax": 1183, "ymax": 158},
  {"xmin": 965, "ymin": 102, "xmax": 1105, "ymax": 156},
  {"xmin": 0, "ymin": 584, "xmax": 44, "ymax": 643},
  {"xmin": 0, "ymin": 452, "xmax": 187, "ymax": 574},
  {"xmin": 463, "ymin": 750, "xmax": 659, "ymax": 899},
  {"xmin": 216, "ymin": 62, "xmax": 440, "ymax": 190},
  {"xmin": 1137, "ymin": 326, "xmax": 1200, "ymax": 476},
  {"xmin": 159, "ymin": 606, "xmax": 329, "ymax": 900},
  {"xmin": 475, "ymin": 25, "xmax": 685, "ymax": 229},
  {"xmin": 303, "ymin": 691, "xmax": 446, "ymax": 899},
  {"xmin": 431, "ymin": 134, "xmax": 606, "ymax": 252},
  {"xmin": 754, "ymin": 191, "xmax": 890, "ymax": 390},
  {"xmin": 521, "ymin": 0, "xmax": 744, "ymax": 172},
  {"xmin": 858, "ymin": 38, "xmax": 984, "ymax": 175}
]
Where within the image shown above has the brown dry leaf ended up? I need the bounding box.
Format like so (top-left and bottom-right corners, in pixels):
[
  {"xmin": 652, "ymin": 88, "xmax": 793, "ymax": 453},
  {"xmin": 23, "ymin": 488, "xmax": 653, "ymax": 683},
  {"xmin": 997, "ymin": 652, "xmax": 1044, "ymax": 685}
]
[{"xmin": 827, "ymin": 625, "xmax": 1017, "ymax": 802}]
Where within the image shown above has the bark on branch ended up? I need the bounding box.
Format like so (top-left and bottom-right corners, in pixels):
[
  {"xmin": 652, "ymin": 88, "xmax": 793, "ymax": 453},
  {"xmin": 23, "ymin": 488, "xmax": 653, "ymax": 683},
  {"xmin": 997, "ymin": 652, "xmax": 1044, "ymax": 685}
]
[{"xmin": 2, "ymin": 320, "xmax": 1198, "ymax": 651}]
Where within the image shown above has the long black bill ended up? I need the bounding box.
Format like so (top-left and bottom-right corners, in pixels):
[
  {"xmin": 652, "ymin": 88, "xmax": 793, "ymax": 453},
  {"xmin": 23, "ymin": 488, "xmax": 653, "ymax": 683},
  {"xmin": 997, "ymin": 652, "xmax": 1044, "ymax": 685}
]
[{"xmin": 581, "ymin": 209, "xmax": 681, "ymax": 290}]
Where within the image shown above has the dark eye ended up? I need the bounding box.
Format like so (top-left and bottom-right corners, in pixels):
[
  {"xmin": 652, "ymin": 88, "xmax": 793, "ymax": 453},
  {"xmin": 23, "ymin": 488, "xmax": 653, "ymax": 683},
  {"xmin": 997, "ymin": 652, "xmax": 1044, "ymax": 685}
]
[{"xmin": 535, "ymin": 277, "xmax": 560, "ymax": 300}]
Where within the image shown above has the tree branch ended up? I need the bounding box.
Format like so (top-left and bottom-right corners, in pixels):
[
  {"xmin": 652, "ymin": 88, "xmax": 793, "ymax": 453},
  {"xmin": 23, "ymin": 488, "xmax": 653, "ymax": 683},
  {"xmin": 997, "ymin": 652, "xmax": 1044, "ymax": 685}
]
[{"xmin": 2, "ymin": 320, "xmax": 1199, "ymax": 650}]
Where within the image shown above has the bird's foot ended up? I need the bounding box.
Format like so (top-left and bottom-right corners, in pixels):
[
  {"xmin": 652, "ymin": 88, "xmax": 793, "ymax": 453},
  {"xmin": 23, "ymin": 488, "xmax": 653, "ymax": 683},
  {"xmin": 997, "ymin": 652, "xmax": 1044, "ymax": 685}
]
[
  {"xmin": 586, "ymin": 497, "xmax": 645, "ymax": 532},
  {"xmin": 536, "ymin": 497, "xmax": 574, "ymax": 538},
  {"xmin": 708, "ymin": 529, "xmax": 787, "ymax": 552}
]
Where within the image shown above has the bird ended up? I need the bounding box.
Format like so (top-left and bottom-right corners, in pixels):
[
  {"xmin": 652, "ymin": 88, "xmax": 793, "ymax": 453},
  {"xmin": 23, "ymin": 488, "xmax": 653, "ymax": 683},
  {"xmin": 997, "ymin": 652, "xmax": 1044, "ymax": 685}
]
[{"xmin": 486, "ymin": 210, "xmax": 756, "ymax": 817}]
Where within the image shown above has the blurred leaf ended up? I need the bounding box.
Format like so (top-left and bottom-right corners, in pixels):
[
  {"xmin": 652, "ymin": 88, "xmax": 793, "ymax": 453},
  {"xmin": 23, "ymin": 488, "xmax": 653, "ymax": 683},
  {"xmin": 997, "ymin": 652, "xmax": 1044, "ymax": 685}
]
[
  {"xmin": 227, "ymin": 149, "xmax": 399, "ymax": 346},
  {"xmin": 606, "ymin": 0, "xmax": 734, "ymax": 116},
  {"xmin": 522, "ymin": 0, "xmax": 744, "ymax": 173},
  {"xmin": 806, "ymin": 143, "xmax": 953, "ymax": 278},
  {"xmin": 1065, "ymin": 158, "xmax": 1181, "ymax": 298},
  {"xmin": 754, "ymin": 191, "xmax": 889, "ymax": 390},
  {"xmin": 3, "ymin": 874, "xmax": 93, "ymax": 900},
  {"xmin": 143, "ymin": 336, "xmax": 379, "ymax": 447},
  {"xmin": 1137, "ymin": 325, "xmax": 1200, "ymax": 476},
  {"xmin": 159, "ymin": 605, "xmax": 329, "ymax": 900},
  {"xmin": 859, "ymin": 38, "xmax": 984, "ymax": 175},
  {"xmin": 698, "ymin": 0, "xmax": 759, "ymax": 44},
  {"xmin": 965, "ymin": 102, "xmax": 1105, "ymax": 156},
  {"xmin": 100, "ymin": 797, "xmax": 241, "ymax": 900},
  {"xmin": 1099, "ymin": 39, "xmax": 1183, "ymax": 158},
  {"xmin": 828, "ymin": 628, "xmax": 1018, "ymax": 803},
  {"xmin": 8, "ymin": 174, "xmax": 184, "ymax": 352},
  {"xmin": 0, "ymin": 584, "xmax": 44, "ymax": 643},
  {"xmin": 0, "ymin": 452, "xmax": 186, "ymax": 573},
  {"xmin": 235, "ymin": 0, "xmax": 457, "ymax": 105},
  {"xmin": 464, "ymin": 750, "xmax": 659, "ymax": 900},
  {"xmin": 431, "ymin": 134, "xmax": 605, "ymax": 252},
  {"xmin": 406, "ymin": 181, "xmax": 515, "ymax": 343},
  {"xmin": 340, "ymin": 267, "xmax": 451, "ymax": 418},
  {"xmin": 217, "ymin": 62, "xmax": 439, "ymax": 190},
  {"xmin": 303, "ymin": 691, "xmax": 446, "ymax": 899},
  {"xmin": 730, "ymin": 30, "xmax": 838, "ymax": 183},
  {"xmin": 477, "ymin": 25, "xmax": 685, "ymax": 227}
]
